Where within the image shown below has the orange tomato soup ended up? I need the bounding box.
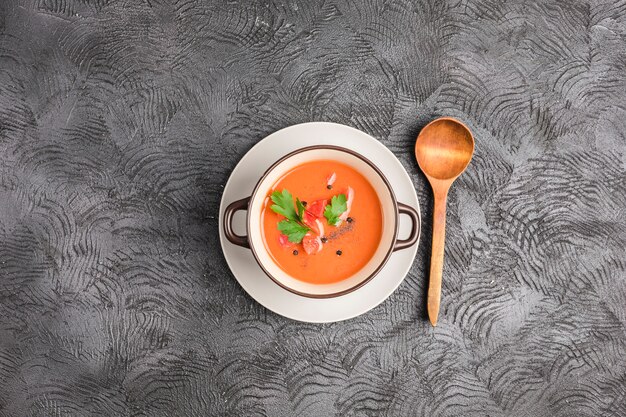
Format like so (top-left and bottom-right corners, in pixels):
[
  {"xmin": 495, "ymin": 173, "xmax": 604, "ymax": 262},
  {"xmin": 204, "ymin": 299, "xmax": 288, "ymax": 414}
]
[{"xmin": 261, "ymin": 160, "xmax": 383, "ymax": 284}]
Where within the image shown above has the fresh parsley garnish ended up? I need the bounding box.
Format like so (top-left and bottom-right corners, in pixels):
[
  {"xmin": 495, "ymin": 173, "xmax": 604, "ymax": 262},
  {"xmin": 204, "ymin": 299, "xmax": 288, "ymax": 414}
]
[
  {"xmin": 324, "ymin": 193, "xmax": 347, "ymax": 226},
  {"xmin": 296, "ymin": 198, "xmax": 306, "ymax": 220},
  {"xmin": 270, "ymin": 189, "xmax": 299, "ymax": 221},
  {"xmin": 277, "ymin": 219, "xmax": 309, "ymax": 243},
  {"xmin": 270, "ymin": 190, "xmax": 310, "ymax": 243}
]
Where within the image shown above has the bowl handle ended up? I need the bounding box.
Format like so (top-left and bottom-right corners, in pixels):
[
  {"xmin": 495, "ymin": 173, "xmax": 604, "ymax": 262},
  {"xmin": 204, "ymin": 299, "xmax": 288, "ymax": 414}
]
[
  {"xmin": 393, "ymin": 202, "xmax": 421, "ymax": 251},
  {"xmin": 223, "ymin": 197, "xmax": 251, "ymax": 248}
]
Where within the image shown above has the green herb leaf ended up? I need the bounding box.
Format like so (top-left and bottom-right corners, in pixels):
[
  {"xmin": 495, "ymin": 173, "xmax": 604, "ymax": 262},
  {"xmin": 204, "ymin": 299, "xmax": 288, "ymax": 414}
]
[
  {"xmin": 270, "ymin": 189, "xmax": 298, "ymax": 221},
  {"xmin": 277, "ymin": 219, "xmax": 309, "ymax": 243},
  {"xmin": 296, "ymin": 198, "xmax": 306, "ymax": 221},
  {"xmin": 270, "ymin": 190, "xmax": 310, "ymax": 242},
  {"xmin": 324, "ymin": 193, "xmax": 347, "ymax": 226}
]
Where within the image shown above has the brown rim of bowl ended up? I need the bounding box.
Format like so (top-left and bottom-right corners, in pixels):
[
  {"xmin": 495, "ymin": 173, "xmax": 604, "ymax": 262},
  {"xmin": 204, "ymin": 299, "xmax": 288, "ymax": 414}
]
[{"xmin": 246, "ymin": 145, "xmax": 409, "ymax": 299}]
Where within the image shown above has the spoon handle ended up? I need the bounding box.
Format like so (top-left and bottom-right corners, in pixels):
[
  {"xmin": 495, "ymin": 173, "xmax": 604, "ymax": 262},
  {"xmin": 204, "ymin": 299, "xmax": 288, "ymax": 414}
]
[{"xmin": 427, "ymin": 189, "xmax": 448, "ymax": 326}]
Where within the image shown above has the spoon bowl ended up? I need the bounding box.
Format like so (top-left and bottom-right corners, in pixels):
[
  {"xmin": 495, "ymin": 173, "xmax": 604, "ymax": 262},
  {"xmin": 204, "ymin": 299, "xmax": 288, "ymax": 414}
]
[
  {"xmin": 415, "ymin": 117, "xmax": 474, "ymax": 326},
  {"xmin": 415, "ymin": 118, "xmax": 474, "ymax": 181}
]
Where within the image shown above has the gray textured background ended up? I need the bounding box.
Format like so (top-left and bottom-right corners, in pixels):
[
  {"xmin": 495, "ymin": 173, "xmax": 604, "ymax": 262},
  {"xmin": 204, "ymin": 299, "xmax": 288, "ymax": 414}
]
[{"xmin": 1, "ymin": 0, "xmax": 625, "ymax": 416}]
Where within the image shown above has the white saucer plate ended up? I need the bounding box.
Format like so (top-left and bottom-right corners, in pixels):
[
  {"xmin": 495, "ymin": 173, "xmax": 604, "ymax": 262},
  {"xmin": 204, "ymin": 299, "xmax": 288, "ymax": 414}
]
[{"xmin": 218, "ymin": 122, "xmax": 420, "ymax": 323}]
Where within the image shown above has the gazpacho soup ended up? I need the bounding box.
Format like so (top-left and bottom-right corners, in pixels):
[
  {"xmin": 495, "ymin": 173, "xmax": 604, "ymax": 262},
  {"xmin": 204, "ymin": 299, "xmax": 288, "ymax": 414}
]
[{"xmin": 261, "ymin": 160, "xmax": 383, "ymax": 284}]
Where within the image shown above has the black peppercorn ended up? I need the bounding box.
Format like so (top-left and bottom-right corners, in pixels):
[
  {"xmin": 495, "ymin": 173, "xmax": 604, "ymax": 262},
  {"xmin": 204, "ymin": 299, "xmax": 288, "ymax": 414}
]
[
  {"xmin": 321, "ymin": 237, "xmax": 328, "ymax": 243},
  {"xmin": 326, "ymin": 184, "xmax": 332, "ymax": 190},
  {"xmin": 293, "ymin": 250, "xmax": 298, "ymax": 255},
  {"xmin": 336, "ymin": 250, "xmax": 342, "ymax": 256},
  {"xmin": 346, "ymin": 217, "xmax": 353, "ymax": 223},
  {"xmin": 302, "ymin": 201, "xmax": 307, "ymax": 207}
]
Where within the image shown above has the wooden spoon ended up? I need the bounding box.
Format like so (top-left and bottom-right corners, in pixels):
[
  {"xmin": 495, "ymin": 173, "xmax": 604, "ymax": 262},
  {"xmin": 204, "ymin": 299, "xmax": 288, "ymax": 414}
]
[{"xmin": 415, "ymin": 117, "xmax": 474, "ymax": 326}]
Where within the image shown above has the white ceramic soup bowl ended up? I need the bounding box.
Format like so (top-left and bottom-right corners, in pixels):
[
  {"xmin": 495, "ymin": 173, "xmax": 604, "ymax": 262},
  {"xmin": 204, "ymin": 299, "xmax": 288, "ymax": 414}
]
[{"xmin": 223, "ymin": 146, "xmax": 420, "ymax": 298}]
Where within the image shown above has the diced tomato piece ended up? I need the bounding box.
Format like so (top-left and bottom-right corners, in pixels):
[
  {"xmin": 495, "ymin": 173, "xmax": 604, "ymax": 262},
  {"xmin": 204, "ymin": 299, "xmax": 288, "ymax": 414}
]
[
  {"xmin": 303, "ymin": 211, "xmax": 324, "ymax": 235},
  {"xmin": 278, "ymin": 234, "xmax": 294, "ymax": 248},
  {"xmin": 339, "ymin": 187, "xmax": 355, "ymax": 222},
  {"xmin": 303, "ymin": 210, "xmax": 315, "ymax": 227},
  {"xmin": 302, "ymin": 233, "xmax": 323, "ymax": 254},
  {"xmin": 326, "ymin": 172, "xmax": 337, "ymax": 186},
  {"xmin": 306, "ymin": 199, "xmax": 327, "ymax": 218}
]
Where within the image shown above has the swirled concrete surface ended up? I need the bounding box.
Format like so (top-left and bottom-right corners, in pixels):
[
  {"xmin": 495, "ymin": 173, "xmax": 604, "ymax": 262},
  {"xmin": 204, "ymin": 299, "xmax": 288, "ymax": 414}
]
[{"xmin": 1, "ymin": 0, "xmax": 625, "ymax": 416}]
